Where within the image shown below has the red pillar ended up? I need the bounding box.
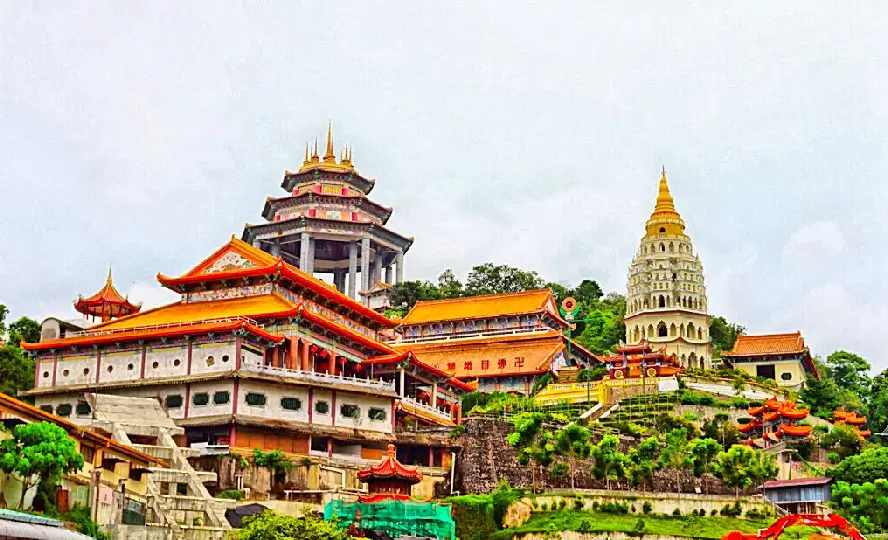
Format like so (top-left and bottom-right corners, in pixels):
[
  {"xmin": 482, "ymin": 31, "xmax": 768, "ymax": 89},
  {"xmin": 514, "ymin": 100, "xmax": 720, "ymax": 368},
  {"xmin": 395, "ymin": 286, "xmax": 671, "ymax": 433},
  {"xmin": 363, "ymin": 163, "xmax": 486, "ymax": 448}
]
[
  {"xmin": 289, "ymin": 338, "xmax": 298, "ymax": 370},
  {"xmin": 301, "ymin": 340, "xmax": 310, "ymax": 371},
  {"xmin": 272, "ymin": 346, "xmax": 280, "ymax": 369},
  {"xmin": 232, "ymin": 381, "xmax": 240, "ymax": 416},
  {"xmin": 229, "ymin": 425, "xmax": 237, "ymax": 448},
  {"xmin": 429, "ymin": 447, "xmax": 435, "ymax": 467},
  {"xmin": 327, "ymin": 437, "xmax": 333, "ymax": 458}
]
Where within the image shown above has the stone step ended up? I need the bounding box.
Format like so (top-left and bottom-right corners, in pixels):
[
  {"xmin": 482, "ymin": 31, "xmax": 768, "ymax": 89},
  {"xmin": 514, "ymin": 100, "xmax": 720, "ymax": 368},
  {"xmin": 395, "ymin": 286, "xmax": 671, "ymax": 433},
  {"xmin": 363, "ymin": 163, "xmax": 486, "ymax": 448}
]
[
  {"xmin": 149, "ymin": 467, "xmax": 217, "ymax": 484},
  {"xmin": 133, "ymin": 444, "xmax": 200, "ymax": 461}
]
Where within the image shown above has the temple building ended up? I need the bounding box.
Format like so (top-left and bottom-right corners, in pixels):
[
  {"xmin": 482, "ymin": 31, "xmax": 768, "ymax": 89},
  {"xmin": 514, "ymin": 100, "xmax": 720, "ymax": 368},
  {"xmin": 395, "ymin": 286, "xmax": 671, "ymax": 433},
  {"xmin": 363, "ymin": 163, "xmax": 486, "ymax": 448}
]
[
  {"xmin": 739, "ymin": 397, "xmax": 812, "ymax": 448},
  {"xmin": 624, "ymin": 168, "xmax": 712, "ymax": 369},
  {"xmin": 833, "ymin": 407, "xmax": 871, "ymax": 438},
  {"xmin": 603, "ymin": 342, "xmax": 682, "ymax": 380},
  {"xmin": 242, "ymin": 124, "xmax": 412, "ymax": 304},
  {"xmin": 720, "ymin": 332, "xmax": 819, "ymax": 391},
  {"xmin": 75, "ymin": 268, "xmax": 141, "ymax": 323},
  {"xmin": 22, "ymin": 237, "xmax": 468, "ymax": 472},
  {"xmin": 391, "ymin": 289, "xmax": 600, "ymax": 394}
]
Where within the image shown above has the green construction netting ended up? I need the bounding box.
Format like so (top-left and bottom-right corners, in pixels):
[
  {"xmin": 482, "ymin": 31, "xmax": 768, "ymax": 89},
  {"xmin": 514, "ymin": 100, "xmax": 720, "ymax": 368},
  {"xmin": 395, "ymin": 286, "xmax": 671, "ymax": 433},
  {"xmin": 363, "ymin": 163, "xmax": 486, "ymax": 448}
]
[{"xmin": 325, "ymin": 499, "xmax": 456, "ymax": 540}]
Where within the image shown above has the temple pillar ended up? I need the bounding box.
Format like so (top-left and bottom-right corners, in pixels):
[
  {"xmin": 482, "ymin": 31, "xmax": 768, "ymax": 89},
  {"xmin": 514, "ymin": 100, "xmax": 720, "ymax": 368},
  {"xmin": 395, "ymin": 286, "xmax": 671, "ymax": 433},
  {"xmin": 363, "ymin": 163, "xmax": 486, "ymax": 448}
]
[
  {"xmin": 399, "ymin": 368, "xmax": 405, "ymax": 398},
  {"xmin": 372, "ymin": 253, "xmax": 383, "ymax": 285},
  {"xmin": 272, "ymin": 346, "xmax": 279, "ymax": 368},
  {"xmin": 271, "ymin": 241, "xmax": 281, "ymax": 258},
  {"xmin": 431, "ymin": 382, "xmax": 438, "ymax": 409},
  {"xmin": 385, "ymin": 264, "xmax": 393, "ymax": 284},
  {"xmin": 301, "ymin": 339, "xmax": 310, "ymax": 371},
  {"xmin": 329, "ymin": 353, "xmax": 337, "ymax": 377},
  {"xmin": 360, "ymin": 238, "xmax": 371, "ymax": 297},
  {"xmin": 307, "ymin": 237, "xmax": 316, "ymax": 274},
  {"xmin": 395, "ymin": 249, "xmax": 404, "ymax": 284},
  {"xmin": 299, "ymin": 232, "xmax": 310, "ymax": 272},
  {"xmin": 348, "ymin": 242, "xmax": 358, "ymax": 298},
  {"xmin": 289, "ymin": 338, "xmax": 298, "ymax": 370}
]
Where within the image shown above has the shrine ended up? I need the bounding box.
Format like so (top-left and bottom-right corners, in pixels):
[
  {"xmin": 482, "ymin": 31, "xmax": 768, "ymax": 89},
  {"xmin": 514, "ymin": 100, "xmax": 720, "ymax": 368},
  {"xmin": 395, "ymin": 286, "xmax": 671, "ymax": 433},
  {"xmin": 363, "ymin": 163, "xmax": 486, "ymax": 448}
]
[
  {"xmin": 739, "ymin": 397, "xmax": 812, "ymax": 447},
  {"xmin": 356, "ymin": 444, "xmax": 422, "ymax": 502},
  {"xmin": 603, "ymin": 341, "xmax": 683, "ymax": 380},
  {"xmin": 241, "ymin": 123, "xmax": 413, "ymax": 303},
  {"xmin": 833, "ymin": 407, "xmax": 871, "ymax": 438}
]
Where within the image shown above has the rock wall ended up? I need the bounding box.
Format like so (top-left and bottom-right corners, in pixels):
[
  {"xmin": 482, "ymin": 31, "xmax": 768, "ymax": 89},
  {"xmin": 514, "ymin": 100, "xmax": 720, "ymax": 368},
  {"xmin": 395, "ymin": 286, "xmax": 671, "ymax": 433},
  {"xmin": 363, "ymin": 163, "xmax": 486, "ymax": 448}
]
[{"xmin": 455, "ymin": 418, "xmax": 753, "ymax": 496}]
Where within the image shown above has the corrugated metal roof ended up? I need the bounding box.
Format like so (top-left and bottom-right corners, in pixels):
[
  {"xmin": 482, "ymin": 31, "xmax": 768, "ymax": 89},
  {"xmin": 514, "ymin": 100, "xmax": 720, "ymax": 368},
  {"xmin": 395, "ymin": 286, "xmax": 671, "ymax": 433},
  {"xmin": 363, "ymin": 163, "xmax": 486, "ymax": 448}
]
[{"xmin": 0, "ymin": 510, "xmax": 94, "ymax": 539}]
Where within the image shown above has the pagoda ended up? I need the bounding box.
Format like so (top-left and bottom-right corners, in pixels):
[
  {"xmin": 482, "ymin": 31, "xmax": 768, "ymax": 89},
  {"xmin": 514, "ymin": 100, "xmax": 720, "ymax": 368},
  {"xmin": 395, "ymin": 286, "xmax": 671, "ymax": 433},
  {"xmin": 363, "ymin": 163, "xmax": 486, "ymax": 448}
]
[
  {"xmin": 739, "ymin": 397, "xmax": 812, "ymax": 447},
  {"xmin": 356, "ymin": 444, "xmax": 422, "ymax": 503},
  {"xmin": 242, "ymin": 123, "xmax": 413, "ymax": 304},
  {"xmin": 833, "ymin": 407, "xmax": 871, "ymax": 438},
  {"xmin": 74, "ymin": 268, "xmax": 141, "ymax": 322},
  {"xmin": 623, "ymin": 168, "xmax": 712, "ymax": 369},
  {"xmin": 604, "ymin": 341, "xmax": 682, "ymax": 380}
]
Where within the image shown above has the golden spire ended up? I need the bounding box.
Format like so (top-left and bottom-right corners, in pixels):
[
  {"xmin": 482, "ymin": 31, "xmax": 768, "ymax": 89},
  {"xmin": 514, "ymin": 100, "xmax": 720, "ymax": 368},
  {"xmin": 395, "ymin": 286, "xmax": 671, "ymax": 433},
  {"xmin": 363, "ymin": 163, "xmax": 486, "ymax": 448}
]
[
  {"xmin": 644, "ymin": 166, "xmax": 685, "ymax": 237},
  {"xmin": 311, "ymin": 138, "xmax": 320, "ymax": 164},
  {"xmin": 323, "ymin": 121, "xmax": 336, "ymax": 163},
  {"xmin": 303, "ymin": 142, "xmax": 310, "ymax": 167},
  {"xmin": 106, "ymin": 265, "xmax": 113, "ymax": 285},
  {"xmin": 341, "ymin": 143, "xmax": 352, "ymax": 167}
]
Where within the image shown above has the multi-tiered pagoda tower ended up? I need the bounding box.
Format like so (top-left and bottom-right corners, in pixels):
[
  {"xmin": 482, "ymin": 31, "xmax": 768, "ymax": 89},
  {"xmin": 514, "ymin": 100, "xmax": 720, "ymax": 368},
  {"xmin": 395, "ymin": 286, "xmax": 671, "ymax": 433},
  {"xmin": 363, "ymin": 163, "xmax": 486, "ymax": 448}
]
[
  {"xmin": 242, "ymin": 124, "xmax": 413, "ymax": 304},
  {"xmin": 624, "ymin": 168, "xmax": 712, "ymax": 369}
]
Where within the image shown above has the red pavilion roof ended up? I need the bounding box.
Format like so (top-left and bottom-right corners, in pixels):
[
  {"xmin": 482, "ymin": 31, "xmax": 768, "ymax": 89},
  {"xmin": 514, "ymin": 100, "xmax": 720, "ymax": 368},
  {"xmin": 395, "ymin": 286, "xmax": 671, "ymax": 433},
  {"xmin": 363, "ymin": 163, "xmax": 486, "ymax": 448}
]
[
  {"xmin": 357, "ymin": 444, "xmax": 422, "ymax": 484},
  {"xmin": 74, "ymin": 268, "xmax": 141, "ymax": 321}
]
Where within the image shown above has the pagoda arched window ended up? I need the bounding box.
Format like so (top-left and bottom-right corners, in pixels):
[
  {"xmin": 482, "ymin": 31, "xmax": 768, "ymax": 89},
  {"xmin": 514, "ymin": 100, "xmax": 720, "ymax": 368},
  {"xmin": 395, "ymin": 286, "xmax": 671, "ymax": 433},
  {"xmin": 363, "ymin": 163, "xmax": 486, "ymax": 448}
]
[
  {"xmin": 670, "ymin": 323, "xmax": 677, "ymax": 336},
  {"xmin": 669, "ymin": 243, "xmax": 674, "ymax": 252},
  {"xmin": 643, "ymin": 298, "xmax": 649, "ymax": 309},
  {"xmin": 659, "ymin": 227, "xmax": 666, "ymax": 233},
  {"xmin": 660, "ymin": 243, "xmax": 666, "ymax": 252},
  {"xmin": 647, "ymin": 324, "xmax": 654, "ymax": 336},
  {"xmin": 687, "ymin": 322, "xmax": 696, "ymax": 336},
  {"xmin": 680, "ymin": 323, "xmax": 685, "ymax": 336},
  {"xmin": 657, "ymin": 322, "xmax": 667, "ymax": 337},
  {"xmin": 658, "ymin": 295, "xmax": 666, "ymax": 308},
  {"xmin": 697, "ymin": 328, "xmax": 703, "ymax": 340}
]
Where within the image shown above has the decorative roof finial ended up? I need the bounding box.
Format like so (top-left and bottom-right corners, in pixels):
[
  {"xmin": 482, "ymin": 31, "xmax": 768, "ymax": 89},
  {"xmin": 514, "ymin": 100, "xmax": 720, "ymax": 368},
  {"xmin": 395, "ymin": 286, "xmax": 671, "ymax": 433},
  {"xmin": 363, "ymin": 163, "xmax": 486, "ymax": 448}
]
[
  {"xmin": 311, "ymin": 138, "xmax": 320, "ymax": 164},
  {"xmin": 303, "ymin": 142, "xmax": 310, "ymax": 167},
  {"xmin": 341, "ymin": 143, "xmax": 353, "ymax": 167},
  {"xmin": 323, "ymin": 121, "xmax": 336, "ymax": 163},
  {"xmin": 106, "ymin": 265, "xmax": 113, "ymax": 285}
]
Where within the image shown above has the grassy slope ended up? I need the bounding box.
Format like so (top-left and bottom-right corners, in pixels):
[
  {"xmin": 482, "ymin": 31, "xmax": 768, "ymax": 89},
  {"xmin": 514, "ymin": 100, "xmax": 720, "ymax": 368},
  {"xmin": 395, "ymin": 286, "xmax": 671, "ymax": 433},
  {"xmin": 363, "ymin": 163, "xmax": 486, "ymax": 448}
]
[{"xmin": 491, "ymin": 510, "xmax": 785, "ymax": 540}]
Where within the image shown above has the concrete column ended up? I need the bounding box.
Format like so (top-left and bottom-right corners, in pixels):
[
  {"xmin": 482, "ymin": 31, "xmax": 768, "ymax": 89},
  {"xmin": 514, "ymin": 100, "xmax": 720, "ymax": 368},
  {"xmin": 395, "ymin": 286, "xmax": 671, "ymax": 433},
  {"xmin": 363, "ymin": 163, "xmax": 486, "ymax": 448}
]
[
  {"xmin": 399, "ymin": 368, "xmax": 405, "ymax": 398},
  {"xmin": 307, "ymin": 237, "xmax": 316, "ymax": 274},
  {"xmin": 395, "ymin": 249, "xmax": 404, "ymax": 283},
  {"xmin": 372, "ymin": 252, "xmax": 383, "ymax": 286},
  {"xmin": 348, "ymin": 242, "xmax": 358, "ymax": 298},
  {"xmin": 360, "ymin": 238, "xmax": 371, "ymax": 296},
  {"xmin": 299, "ymin": 232, "xmax": 310, "ymax": 272},
  {"xmin": 333, "ymin": 270, "xmax": 346, "ymax": 293},
  {"xmin": 431, "ymin": 382, "xmax": 438, "ymax": 409},
  {"xmin": 271, "ymin": 241, "xmax": 281, "ymax": 258},
  {"xmin": 385, "ymin": 264, "xmax": 393, "ymax": 284},
  {"xmin": 252, "ymin": 239, "xmax": 261, "ymax": 249}
]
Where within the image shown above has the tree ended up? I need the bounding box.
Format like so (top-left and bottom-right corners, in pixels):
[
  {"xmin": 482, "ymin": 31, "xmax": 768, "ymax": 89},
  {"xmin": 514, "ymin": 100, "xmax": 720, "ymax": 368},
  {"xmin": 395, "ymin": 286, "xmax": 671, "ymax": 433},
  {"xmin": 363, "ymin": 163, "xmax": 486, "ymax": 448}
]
[
  {"xmin": 0, "ymin": 421, "xmax": 85, "ymax": 509},
  {"xmin": 658, "ymin": 428, "xmax": 692, "ymax": 496},
  {"xmin": 868, "ymin": 368, "xmax": 888, "ymax": 434},
  {"xmin": 506, "ymin": 412, "xmax": 553, "ymax": 492},
  {"xmin": 0, "ymin": 304, "xmax": 8, "ymax": 337},
  {"xmin": 591, "ymin": 434, "xmax": 629, "ymax": 490},
  {"xmin": 801, "ymin": 364, "xmax": 865, "ymax": 419},
  {"xmin": 628, "ymin": 437, "xmax": 660, "ymax": 492},
  {"xmin": 389, "ymin": 280, "xmax": 441, "ymax": 312},
  {"xmin": 831, "ymin": 480, "xmax": 888, "ymax": 533},
  {"xmin": 436, "ymin": 269, "xmax": 464, "ymax": 299},
  {"xmin": 824, "ymin": 350, "xmax": 872, "ymax": 401},
  {"xmin": 553, "ymin": 424, "xmax": 593, "ymax": 490},
  {"xmin": 827, "ymin": 446, "xmax": 888, "ymax": 484},
  {"xmin": 237, "ymin": 510, "xmax": 353, "ymax": 540},
  {"xmin": 7, "ymin": 316, "xmax": 40, "ymax": 345},
  {"xmin": 685, "ymin": 438, "xmax": 722, "ymax": 494},
  {"xmin": 0, "ymin": 346, "xmax": 35, "ymax": 397},
  {"xmin": 464, "ymin": 263, "xmax": 546, "ymax": 296},
  {"xmin": 712, "ymin": 445, "xmax": 778, "ymax": 500},
  {"xmin": 708, "ymin": 316, "xmax": 745, "ymax": 357},
  {"xmin": 701, "ymin": 416, "xmax": 741, "ymax": 450},
  {"xmin": 820, "ymin": 425, "xmax": 864, "ymax": 461}
]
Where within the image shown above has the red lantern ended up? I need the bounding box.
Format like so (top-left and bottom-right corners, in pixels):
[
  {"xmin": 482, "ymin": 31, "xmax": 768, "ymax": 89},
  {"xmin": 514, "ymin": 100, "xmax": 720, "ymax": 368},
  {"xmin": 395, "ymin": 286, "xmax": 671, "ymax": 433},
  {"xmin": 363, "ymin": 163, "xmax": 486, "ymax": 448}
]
[
  {"xmin": 419, "ymin": 391, "xmax": 429, "ymax": 400},
  {"xmin": 355, "ymin": 364, "xmax": 363, "ymax": 372},
  {"xmin": 310, "ymin": 345, "xmax": 318, "ymax": 353},
  {"xmin": 319, "ymin": 349, "xmax": 328, "ymax": 357}
]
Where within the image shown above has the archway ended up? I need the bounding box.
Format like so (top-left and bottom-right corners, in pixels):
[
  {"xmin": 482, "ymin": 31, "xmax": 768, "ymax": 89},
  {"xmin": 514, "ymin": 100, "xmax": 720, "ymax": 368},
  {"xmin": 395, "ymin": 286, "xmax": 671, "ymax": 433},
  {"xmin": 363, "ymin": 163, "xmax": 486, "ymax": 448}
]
[{"xmin": 657, "ymin": 321, "xmax": 668, "ymax": 337}]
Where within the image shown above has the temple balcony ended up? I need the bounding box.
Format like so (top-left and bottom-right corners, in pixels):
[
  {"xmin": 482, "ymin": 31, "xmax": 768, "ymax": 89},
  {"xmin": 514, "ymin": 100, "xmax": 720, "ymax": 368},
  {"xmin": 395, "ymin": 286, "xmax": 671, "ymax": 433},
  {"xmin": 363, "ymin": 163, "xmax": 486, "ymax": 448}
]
[
  {"xmin": 400, "ymin": 396, "xmax": 454, "ymax": 424},
  {"xmin": 240, "ymin": 362, "xmax": 395, "ymax": 392}
]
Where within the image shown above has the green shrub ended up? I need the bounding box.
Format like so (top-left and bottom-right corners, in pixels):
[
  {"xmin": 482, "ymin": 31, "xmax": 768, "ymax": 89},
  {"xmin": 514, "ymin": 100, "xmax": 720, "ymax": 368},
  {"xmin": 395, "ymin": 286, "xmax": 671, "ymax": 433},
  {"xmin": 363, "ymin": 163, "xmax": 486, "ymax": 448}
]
[
  {"xmin": 642, "ymin": 501, "xmax": 653, "ymax": 515},
  {"xmin": 448, "ymin": 495, "xmax": 497, "ymax": 540},
  {"xmin": 578, "ymin": 519, "xmax": 595, "ymax": 533},
  {"xmin": 558, "ymin": 499, "xmax": 567, "ymax": 509},
  {"xmin": 673, "ymin": 508, "xmax": 681, "ymax": 517},
  {"xmin": 592, "ymin": 501, "xmax": 600, "ymax": 511},
  {"xmin": 711, "ymin": 508, "xmax": 719, "ymax": 516},
  {"xmin": 541, "ymin": 503, "xmax": 549, "ymax": 511},
  {"xmin": 216, "ymin": 489, "xmax": 245, "ymax": 501}
]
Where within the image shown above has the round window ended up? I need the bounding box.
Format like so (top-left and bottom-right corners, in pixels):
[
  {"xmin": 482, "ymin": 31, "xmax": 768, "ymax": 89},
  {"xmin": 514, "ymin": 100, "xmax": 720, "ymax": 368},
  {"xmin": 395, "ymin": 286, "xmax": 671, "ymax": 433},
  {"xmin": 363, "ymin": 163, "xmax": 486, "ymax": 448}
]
[
  {"xmin": 107, "ymin": 365, "xmax": 113, "ymax": 372},
  {"xmin": 42, "ymin": 371, "xmax": 49, "ymax": 379},
  {"xmin": 83, "ymin": 368, "xmax": 90, "ymax": 375},
  {"xmin": 62, "ymin": 369, "xmax": 70, "ymax": 377},
  {"xmin": 127, "ymin": 363, "xmax": 134, "ymax": 370},
  {"xmin": 173, "ymin": 359, "xmax": 181, "ymax": 367},
  {"xmin": 780, "ymin": 372, "xmax": 793, "ymax": 381},
  {"xmin": 152, "ymin": 361, "xmax": 159, "ymax": 369}
]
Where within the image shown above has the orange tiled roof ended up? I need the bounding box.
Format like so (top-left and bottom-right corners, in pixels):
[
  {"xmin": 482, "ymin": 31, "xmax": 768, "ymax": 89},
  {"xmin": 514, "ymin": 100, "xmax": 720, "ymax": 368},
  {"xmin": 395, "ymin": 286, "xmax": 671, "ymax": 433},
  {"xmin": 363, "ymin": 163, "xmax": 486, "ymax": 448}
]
[
  {"xmin": 392, "ymin": 331, "xmax": 565, "ymax": 379},
  {"xmin": 94, "ymin": 294, "xmax": 297, "ymax": 331},
  {"xmin": 723, "ymin": 332, "xmax": 807, "ymax": 357},
  {"xmin": 401, "ymin": 289, "xmax": 557, "ymax": 325},
  {"xmin": 75, "ymin": 269, "xmax": 141, "ymax": 318}
]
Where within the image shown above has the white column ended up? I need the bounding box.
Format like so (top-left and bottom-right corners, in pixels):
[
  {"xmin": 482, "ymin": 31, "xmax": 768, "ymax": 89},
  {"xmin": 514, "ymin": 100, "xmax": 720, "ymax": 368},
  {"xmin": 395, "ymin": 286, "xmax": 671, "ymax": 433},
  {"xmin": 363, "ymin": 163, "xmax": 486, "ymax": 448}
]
[
  {"xmin": 360, "ymin": 238, "xmax": 371, "ymax": 297},
  {"xmin": 373, "ymin": 253, "xmax": 383, "ymax": 285},
  {"xmin": 270, "ymin": 241, "xmax": 281, "ymax": 258},
  {"xmin": 395, "ymin": 249, "xmax": 404, "ymax": 283},
  {"xmin": 431, "ymin": 381, "xmax": 438, "ymax": 409},
  {"xmin": 307, "ymin": 237, "xmax": 316, "ymax": 274},
  {"xmin": 299, "ymin": 232, "xmax": 310, "ymax": 272},
  {"xmin": 385, "ymin": 264, "xmax": 393, "ymax": 284},
  {"xmin": 399, "ymin": 368, "xmax": 405, "ymax": 398},
  {"xmin": 348, "ymin": 242, "xmax": 358, "ymax": 298}
]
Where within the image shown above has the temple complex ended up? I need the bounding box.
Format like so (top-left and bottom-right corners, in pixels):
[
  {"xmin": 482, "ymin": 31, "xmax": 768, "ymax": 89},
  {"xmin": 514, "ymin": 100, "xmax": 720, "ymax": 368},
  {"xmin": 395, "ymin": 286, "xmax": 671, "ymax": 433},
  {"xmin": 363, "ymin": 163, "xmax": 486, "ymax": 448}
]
[
  {"xmin": 721, "ymin": 332, "xmax": 819, "ymax": 391},
  {"xmin": 624, "ymin": 168, "xmax": 712, "ymax": 369},
  {"xmin": 22, "ymin": 237, "xmax": 467, "ymax": 472},
  {"xmin": 833, "ymin": 407, "xmax": 871, "ymax": 438},
  {"xmin": 739, "ymin": 397, "xmax": 812, "ymax": 448},
  {"xmin": 391, "ymin": 289, "xmax": 600, "ymax": 394},
  {"xmin": 241, "ymin": 124, "xmax": 412, "ymax": 304}
]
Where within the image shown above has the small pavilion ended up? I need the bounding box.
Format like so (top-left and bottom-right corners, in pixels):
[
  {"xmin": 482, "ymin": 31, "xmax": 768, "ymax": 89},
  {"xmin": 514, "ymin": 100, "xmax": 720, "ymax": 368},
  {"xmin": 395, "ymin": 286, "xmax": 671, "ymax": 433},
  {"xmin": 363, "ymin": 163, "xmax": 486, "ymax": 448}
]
[
  {"xmin": 356, "ymin": 444, "xmax": 422, "ymax": 503},
  {"xmin": 74, "ymin": 268, "xmax": 141, "ymax": 322}
]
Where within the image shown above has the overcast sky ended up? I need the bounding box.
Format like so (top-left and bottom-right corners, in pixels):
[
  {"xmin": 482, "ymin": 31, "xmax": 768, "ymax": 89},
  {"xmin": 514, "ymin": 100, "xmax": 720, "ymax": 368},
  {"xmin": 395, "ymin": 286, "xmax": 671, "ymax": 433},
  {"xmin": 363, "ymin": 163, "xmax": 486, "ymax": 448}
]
[{"xmin": 1, "ymin": 3, "xmax": 886, "ymax": 368}]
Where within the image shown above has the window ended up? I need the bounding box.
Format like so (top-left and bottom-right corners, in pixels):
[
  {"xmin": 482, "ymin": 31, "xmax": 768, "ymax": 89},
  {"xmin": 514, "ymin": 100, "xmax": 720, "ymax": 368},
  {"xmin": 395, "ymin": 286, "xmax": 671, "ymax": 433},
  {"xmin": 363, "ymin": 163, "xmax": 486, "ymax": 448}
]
[
  {"xmin": 81, "ymin": 445, "xmax": 96, "ymax": 464},
  {"xmin": 659, "ymin": 227, "xmax": 666, "ymax": 233},
  {"xmin": 165, "ymin": 395, "xmax": 183, "ymax": 409},
  {"xmin": 756, "ymin": 364, "xmax": 776, "ymax": 380},
  {"xmin": 192, "ymin": 393, "xmax": 209, "ymax": 406},
  {"xmin": 62, "ymin": 369, "xmax": 70, "ymax": 377},
  {"xmin": 152, "ymin": 361, "xmax": 159, "ymax": 369},
  {"xmin": 781, "ymin": 372, "xmax": 793, "ymax": 381},
  {"xmin": 83, "ymin": 368, "xmax": 90, "ymax": 376},
  {"xmin": 281, "ymin": 397, "xmax": 302, "ymax": 411},
  {"xmin": 39, "ymin": 404, "xmax": 53, "ymax": 414},
  {"xmin": 340, "ymin": 404, "xmax": 360, "ymax": 419},
  {"xmin": 56, "ymin": 404, "xmax": 72, "ymax": 417},
  {"xmin": 206, "ymin": 356, "xmax": 215, "ymax": 367},
  {"xmin": 107, "ymin": 365, "xmax": 113, "ymax": 372},
  {"xmin": 213, "ymin": 391, "xmax": 230, "ymax": 405},
  {"xmin": 173, "ymin": 359, "xmax": 181, "ymax": 367},
  {"xmin": 245, "ymin": 393, "xmax": 266, "ymax": 407},
  {"xmin": 42, "ymin": 371, "xmax": 49, "ymax": 379},
  {"xmin": 315, "ymin": 401, "xmax": 330, "ymax": 415},
  {"xmin": 129, "ymin": 467, "xmax": 145, "ymax": 482},
  {"xmin": 127, "ymin": 363, "xmax": 134, "ymax": 371},
  {"xmin": 76, "ymin": 402, "xmax": 92, "ymax": 416},
  {"xmin": 368, "ymin": 408, "xmax": 387, "ymax": 421},
  {"xmin": 222, "ymin": 355, "xmax": 230, "ymax": 363}
]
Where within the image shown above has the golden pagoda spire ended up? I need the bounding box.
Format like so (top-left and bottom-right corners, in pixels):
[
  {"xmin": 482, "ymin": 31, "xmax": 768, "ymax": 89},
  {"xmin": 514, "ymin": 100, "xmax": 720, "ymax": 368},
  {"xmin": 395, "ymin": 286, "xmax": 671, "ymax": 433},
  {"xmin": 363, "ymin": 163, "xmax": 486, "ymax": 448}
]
[
  {"xmin": 311, "ymin": 138, "xmax": 320, "ymax": 164},
  {"xmin": 106, "ymin": 265, "xmax": 113, "ymax": 285},
  {"xmin": 323, "ymin": 121, "xmax": 336, "ymax": 163},
  {"xmin": 644, "ymin": 165, "xmax": 685, "ymax": 237},
  {"xmin": 303, "ymin": 142, "xmax": 311, "ymax": 167},
  {"xmin": 341, "ymin": 143, "xmax": 353, "ymax": 167}
]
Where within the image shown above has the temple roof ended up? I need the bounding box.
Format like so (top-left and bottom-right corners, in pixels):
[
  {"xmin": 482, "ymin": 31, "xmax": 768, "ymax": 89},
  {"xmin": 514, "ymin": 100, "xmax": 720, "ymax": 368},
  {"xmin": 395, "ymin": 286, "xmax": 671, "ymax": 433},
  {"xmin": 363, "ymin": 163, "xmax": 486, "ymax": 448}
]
[
  {"xmin": 723, "ymin": 332, "xmax": 807, "ymax": 356},
  {"xmin": 392, "ymin": 330, "xmax": 569, "ymax": 379},
  {"xmin": 74, "ymin": 268, "xmax": 141, "ymax": 321},
  {"xmin": 362, "ymin": 350, "xmax": 476, "ymax": 392},
  {"xmin": 261, "ymin": 191, "xmax": 393, "ymax": 223},
  {"xmin": 401, "ymin": 289, "xmax": 560, "ymax": 326},
  {"xmin": 296, "ymin": 122, "xmax": 357, "ymax": 175},
  {"xmin": 357, "ymin": 444, "xmax": 422, "ymax": 484},
  {"xmin": 157, "ymin": 236, "xmax": 397, "ymax": 329}
]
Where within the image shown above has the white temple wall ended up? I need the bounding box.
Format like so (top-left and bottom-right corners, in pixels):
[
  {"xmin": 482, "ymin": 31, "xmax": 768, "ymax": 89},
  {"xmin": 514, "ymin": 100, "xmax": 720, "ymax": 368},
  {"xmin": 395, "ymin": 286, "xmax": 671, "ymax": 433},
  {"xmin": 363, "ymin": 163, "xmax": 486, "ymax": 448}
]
[
  {"xmin": 99, "ymin": 350, "xmax": 143, "ymax": 383},
  {"xmin": 190, "ymin": 342, "xmax": 236, "ymax": 375},
  {"xmin": 144, "ymin": 345, "xmax": 189, "ymax": 378}
]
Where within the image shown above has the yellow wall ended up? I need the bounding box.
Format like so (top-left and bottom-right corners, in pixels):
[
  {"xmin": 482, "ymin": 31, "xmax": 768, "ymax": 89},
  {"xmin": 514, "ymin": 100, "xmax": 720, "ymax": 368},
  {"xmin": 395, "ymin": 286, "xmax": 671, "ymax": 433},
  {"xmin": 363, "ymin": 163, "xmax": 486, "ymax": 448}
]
[{"xmin": 733, "ymin": 360, "xmax": 806, "ymax": 390}]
